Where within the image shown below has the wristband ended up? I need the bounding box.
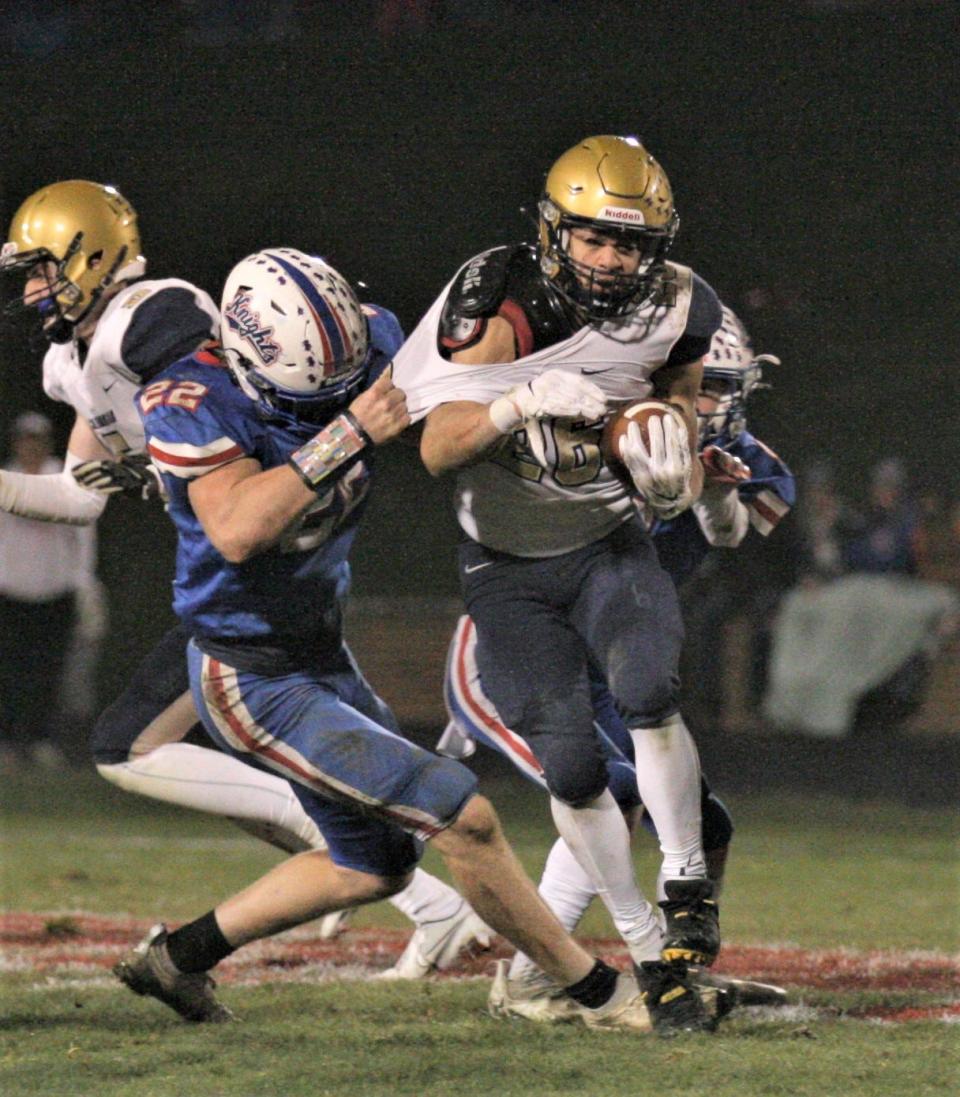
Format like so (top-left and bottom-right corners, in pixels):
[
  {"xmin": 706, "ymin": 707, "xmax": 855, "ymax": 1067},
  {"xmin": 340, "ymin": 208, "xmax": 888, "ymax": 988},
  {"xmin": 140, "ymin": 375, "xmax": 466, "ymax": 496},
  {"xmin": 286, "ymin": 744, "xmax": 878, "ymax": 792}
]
[
  {"xmin": 288, "ymin": 412, "xmax": 367, "ymax": 491},
  {"xmin": 489, "ymin": 393, "xmax": 523, "ymax": 433}
]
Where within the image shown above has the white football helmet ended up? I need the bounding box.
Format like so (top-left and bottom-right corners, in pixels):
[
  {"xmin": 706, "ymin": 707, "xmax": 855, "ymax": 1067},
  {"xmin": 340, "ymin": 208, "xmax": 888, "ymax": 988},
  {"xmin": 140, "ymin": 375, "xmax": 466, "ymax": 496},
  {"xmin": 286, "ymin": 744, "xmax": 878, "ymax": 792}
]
[
  {"xmin": 220, "ymin": 248, "xmax": 369, "ymax": 423},
  {"xmin": 698, "ymin": 305, "xmax": 778, "ymax": 445}
]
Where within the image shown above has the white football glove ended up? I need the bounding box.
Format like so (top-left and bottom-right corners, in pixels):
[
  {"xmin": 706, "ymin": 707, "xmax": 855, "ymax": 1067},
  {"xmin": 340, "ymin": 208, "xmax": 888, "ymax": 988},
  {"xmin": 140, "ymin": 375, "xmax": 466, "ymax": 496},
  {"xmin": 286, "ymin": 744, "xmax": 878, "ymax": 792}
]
[
  {"xmin": 619, "ymin": 413, "xmax": 693, "ymax": 519},
  {"xmin": 489, "ymin": 369, "xmax": 607, "ymax": 433},
  {"xmin": 72, "ymin": 454, "xmax": 165, "ymax": 502}
]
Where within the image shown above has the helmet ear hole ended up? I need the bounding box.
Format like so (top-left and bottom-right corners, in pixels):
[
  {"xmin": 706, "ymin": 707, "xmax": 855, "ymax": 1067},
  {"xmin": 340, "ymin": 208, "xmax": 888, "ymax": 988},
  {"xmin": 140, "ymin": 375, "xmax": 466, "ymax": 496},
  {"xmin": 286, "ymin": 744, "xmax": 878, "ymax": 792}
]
[{"xmin": 3, "ymin": 180, "xmax": 145, "ymax": 336}]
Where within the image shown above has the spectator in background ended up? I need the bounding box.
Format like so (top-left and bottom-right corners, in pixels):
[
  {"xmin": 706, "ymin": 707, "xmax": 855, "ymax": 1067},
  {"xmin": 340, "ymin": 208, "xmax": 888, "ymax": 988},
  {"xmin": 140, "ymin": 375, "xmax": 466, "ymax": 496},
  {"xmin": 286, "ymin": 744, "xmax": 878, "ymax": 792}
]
[
  {"xmin": 0, "ymin": 412, "xmax": 101, "ymax": 769},
  {"xmin": 764, "ymin": 456, "xmax": 958, "ymax": 738},
  {"xmin": 842, "ymin": 458, "xmax": 920, "ymax": 575},
  {"xmin": 792, "ymin": 461, "xmax": 860, "ymax": 584}
]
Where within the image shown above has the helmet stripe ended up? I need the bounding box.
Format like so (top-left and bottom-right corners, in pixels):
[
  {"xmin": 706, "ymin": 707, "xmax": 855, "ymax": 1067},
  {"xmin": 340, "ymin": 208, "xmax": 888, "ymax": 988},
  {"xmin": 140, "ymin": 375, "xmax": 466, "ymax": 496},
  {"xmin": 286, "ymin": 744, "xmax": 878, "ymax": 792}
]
[{"xmin": 263, "ymin": 251, "xmax": 352, "ymax": 374}]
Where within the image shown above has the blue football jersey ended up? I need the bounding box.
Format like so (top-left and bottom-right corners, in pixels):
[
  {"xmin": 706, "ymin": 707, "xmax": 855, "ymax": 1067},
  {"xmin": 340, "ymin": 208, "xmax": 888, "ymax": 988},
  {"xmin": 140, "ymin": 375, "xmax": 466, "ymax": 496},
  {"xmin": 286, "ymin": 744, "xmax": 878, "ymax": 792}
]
[
  {"xmin": 650, "ymin": 430, "xmax": 796, "ymax": 586},
  {"xmin": 140, "ymin": 305, "xmax": 403, "ymax": 658}
]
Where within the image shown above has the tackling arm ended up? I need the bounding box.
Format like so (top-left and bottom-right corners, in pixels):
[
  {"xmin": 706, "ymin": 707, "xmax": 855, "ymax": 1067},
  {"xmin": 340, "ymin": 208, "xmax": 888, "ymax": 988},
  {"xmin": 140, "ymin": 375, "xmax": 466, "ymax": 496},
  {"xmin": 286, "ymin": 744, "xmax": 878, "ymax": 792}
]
[
  {"xmin": 188, "ymin": 457, "xmax": 317, "ymax": 563},
  {"xmin": 0, "ymin": 415, "xmax": 108, "ymax": 525},
  {"xmin": 189, "ymin": 369, "xmax": 408, "ymax": 563}
]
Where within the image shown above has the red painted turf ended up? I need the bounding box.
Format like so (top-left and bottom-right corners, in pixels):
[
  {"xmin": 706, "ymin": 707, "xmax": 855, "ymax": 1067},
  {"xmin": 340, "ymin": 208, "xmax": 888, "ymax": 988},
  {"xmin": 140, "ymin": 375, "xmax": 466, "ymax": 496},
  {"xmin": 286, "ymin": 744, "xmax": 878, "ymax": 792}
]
[{"xmin": 3, "ymin": 912, "xmax": 957, "ymax": 1022}]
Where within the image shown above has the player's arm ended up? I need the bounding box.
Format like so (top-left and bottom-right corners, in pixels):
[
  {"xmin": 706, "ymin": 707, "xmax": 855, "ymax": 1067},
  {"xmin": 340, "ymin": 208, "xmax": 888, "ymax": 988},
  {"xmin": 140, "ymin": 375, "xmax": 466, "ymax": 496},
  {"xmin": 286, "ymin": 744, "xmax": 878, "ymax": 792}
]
[
  {"xmin": 420, "ymin": 317, "xmax": 515, "ymax": 475},
  {"xmin": 651, "ymin": 356, "xmax": 705, "ymax": 502},
  {"xmin": 0, "ymin": 414, "xmax": 109, "ymax": 525},
  {"xmin": 421, "ymin": 318, "xmax": 606, "ymax": 476},
  {"xmin": 693, "ymin": 446, "xmax": 751, "ymax": 546},
  {"xmin": 188, "ymin": 370, "xmax": 408, "ymax": 562},
  {"xmin": 188, "ymin": 457, "xmax": 317, "ymax": 562}
]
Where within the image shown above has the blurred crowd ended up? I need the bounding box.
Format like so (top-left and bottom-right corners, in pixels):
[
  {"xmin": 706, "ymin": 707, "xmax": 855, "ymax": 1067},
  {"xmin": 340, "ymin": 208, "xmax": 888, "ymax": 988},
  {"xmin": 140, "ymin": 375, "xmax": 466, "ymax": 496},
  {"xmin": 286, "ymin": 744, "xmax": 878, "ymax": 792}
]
[
  {"xmin": 0, "ymin": 413, "xmax": 107, "ymax": 770},
  {"xmin": 680, "ymin": 456, "xmax": 959, "ymax": 740}
]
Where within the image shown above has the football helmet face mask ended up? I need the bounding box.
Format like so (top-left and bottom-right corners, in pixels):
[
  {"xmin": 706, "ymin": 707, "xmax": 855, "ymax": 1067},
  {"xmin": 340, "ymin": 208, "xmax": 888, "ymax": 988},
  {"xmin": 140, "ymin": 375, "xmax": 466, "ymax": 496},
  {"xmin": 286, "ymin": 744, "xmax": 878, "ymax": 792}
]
[
  {"xmin": 698, "ymin": 306, "xmax": 778, "ymax": 446},
  {"xmin": 538, "ymin": 135, "xmax": 678, "ymax": 321},
  {"xmin": 1, "ymin": 180, "xmax": 145, "ymax": 344},
  {"xmin": 221, "ymin": 248, "xmax": 370, "ymax": 426}
]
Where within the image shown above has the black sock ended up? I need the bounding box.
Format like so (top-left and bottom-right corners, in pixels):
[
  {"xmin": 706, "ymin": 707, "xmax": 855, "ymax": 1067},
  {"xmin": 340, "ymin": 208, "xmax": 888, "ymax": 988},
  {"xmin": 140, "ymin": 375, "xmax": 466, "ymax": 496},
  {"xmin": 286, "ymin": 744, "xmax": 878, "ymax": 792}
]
[
  {"xmin": 166, "ymin": 911, "xmax": 234, "ymax": 974},
  {"xmin": 564, "ymin": 960, "xmax": 620, "ymax": 1009}
]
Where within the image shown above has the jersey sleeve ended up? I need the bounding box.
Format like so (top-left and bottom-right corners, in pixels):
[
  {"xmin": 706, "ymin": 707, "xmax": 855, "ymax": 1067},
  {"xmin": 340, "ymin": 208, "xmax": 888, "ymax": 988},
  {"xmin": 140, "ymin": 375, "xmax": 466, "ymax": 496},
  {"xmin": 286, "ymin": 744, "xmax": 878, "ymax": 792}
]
[
  {"xmin": 139, "ymin": 366, "xmax": 253, "ymax": 482},
  {"xmin": 665, "ymin": 273, "xmax": 723, "ymax": 367},
  {"xmin": 730, "ymin": 431, "xmax": 796, "ymax": 536}
]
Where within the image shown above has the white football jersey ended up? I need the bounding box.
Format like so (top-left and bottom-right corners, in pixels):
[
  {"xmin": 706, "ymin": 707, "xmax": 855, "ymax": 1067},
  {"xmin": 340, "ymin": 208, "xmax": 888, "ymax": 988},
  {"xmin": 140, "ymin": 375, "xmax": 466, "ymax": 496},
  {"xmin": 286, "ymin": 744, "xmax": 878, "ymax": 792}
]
[
  {"xmin": 393, "ymin": 263, "xmax": 695, "ymax": 556},
  {"xmin": 42, "ymin": 278, "xmax": 218, "ymax": 457}
]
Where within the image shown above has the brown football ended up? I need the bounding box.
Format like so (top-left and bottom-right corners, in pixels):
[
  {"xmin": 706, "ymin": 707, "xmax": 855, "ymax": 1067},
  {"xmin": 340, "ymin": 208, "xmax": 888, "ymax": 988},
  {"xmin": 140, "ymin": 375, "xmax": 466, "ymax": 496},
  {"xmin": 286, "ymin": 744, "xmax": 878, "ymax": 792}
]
[{"xmin": 600, "ymin": 398, "xmax": 683, "ymax": 479}]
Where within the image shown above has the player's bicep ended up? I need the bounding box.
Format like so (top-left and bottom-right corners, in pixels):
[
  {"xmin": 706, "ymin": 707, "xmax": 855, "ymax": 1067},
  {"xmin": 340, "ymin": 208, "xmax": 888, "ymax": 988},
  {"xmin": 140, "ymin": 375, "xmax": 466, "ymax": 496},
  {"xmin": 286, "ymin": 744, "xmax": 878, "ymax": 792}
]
[{"xmin": 450, "ymin": 315, "xmax": 517, "ymax": 364}]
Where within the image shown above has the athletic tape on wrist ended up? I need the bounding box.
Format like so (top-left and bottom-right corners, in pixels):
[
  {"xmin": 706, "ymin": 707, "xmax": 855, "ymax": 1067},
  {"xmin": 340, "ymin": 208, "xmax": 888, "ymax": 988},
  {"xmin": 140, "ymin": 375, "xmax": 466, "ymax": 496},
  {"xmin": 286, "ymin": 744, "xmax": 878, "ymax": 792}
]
[
  {"xmin": 489, "ymin": 393, "xmax": 523, "ymax": 433},
  {"xmin": 288, "ymin": 412, "xmax": 368, "ymax": 491}
]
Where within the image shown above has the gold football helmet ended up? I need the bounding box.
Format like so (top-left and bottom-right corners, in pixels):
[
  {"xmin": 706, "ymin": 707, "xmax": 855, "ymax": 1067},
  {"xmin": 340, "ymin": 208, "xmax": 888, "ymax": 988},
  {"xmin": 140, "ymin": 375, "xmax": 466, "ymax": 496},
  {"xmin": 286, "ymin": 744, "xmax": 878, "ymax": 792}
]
[
  {"xmin": 538, "ymin": 135, "xmax": 678, "ymax": 319},
  {"xmin": 1, "ymin": 179, "xmax": 145, "ymax": 342}
]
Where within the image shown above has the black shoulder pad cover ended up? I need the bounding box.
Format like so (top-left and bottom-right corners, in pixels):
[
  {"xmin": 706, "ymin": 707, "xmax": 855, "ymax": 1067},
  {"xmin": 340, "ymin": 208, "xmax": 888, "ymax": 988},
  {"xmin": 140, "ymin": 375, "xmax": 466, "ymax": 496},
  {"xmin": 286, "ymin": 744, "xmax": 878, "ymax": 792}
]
[{"xmin": 447, "ymin": 245, "xmax": 525, "ymax": 318}]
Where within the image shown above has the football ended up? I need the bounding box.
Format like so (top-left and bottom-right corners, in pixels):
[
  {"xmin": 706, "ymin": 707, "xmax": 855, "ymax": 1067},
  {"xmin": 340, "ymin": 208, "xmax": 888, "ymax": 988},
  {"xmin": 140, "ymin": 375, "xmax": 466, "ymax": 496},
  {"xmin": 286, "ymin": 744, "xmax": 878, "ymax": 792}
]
[{"xmin": 600, "ymin": 398, "xmax": 684, "ymax": 479}]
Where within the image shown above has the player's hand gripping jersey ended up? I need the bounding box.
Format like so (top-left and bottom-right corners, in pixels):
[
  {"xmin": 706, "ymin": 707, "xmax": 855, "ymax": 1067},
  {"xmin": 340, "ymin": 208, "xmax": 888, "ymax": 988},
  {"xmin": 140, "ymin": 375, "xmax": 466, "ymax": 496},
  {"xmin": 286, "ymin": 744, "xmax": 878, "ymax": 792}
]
[
  {"xmin": 393, "ymin": 245, "xmax": 721, "ymax": 556},
  {"xmin": 140, "ymin": 306, "xmax": 403, "ymax": 665},
  {"xmin": 43, "ymin": 278, "xmax": 219, "ymax": 457}
]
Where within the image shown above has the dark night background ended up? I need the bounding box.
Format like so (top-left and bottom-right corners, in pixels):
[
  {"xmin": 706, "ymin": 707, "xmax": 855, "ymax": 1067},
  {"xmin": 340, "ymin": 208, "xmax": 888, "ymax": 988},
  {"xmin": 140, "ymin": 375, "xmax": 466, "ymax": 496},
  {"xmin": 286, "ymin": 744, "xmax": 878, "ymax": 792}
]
[{"xmin": 0, "ymin": 0, "xmax": 956, "ymax": 743}]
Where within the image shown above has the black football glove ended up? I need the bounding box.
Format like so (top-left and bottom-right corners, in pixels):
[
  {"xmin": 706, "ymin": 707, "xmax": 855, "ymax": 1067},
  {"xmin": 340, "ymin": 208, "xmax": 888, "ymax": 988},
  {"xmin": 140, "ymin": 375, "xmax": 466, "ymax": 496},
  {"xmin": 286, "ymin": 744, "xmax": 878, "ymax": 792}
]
[{"xmin": 72, "ymin": 454, "xmax": 165, "ymax": 502}]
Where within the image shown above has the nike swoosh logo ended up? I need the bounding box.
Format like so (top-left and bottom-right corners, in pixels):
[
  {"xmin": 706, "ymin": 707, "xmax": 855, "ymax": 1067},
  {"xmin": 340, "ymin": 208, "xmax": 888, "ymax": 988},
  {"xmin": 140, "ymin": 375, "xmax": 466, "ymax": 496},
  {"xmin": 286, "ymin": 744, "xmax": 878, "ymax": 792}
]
[
  {"xmin": 103, "ymin": 381, "xmax": 117, "ymax": 392},
  {"xmin": 580, "ymin": 367, "xmax": 613, "ymax": 375},
  {"xmin": 464, "ymin": 562, "xmax": 493, "ymax": 574}
]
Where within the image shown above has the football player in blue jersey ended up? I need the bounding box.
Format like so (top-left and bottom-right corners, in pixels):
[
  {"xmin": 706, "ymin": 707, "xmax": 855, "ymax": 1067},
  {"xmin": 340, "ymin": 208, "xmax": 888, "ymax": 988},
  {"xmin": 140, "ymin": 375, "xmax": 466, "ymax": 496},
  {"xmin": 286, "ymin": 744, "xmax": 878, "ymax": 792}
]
[
  {"xmin": 438, "ymin": 305, "xmax": 795, "ymax": 1018},
  {"xmin": 112, "ymin": 248, "xmax": 727, "ymax": 1033},
  {"xmin": 0, "ymin": 185, "xmax": 490, "ymax": 966}
]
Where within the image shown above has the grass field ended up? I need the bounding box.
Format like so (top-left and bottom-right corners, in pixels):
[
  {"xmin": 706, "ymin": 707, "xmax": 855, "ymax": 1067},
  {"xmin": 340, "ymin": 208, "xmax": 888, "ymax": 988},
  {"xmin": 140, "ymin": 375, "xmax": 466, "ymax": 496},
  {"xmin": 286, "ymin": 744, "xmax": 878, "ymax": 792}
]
[{"xmin": 1, "ymin": 764, "xmax": 957, "ymax": 1097}]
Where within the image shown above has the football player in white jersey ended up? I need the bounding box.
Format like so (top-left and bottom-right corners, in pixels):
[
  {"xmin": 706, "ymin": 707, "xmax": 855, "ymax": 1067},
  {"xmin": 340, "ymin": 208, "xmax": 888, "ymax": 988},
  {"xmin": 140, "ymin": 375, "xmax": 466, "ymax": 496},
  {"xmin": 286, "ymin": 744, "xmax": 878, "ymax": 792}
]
[
  {"xmin": 0, "ymin": 181, "xmax": 489, "ymax": 975},
  {"xmin": 393, "ymin": 136, "xmax": 724, "ymax": 1033}
]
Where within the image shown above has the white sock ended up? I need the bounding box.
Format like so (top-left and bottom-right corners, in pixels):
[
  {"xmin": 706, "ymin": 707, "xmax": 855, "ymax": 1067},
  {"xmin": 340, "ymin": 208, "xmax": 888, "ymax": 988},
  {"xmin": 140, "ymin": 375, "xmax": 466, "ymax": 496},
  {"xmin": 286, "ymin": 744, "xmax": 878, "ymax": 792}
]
[
  {"xmin": 97, "ymin": 742, "xmax": 325, "ymax": 853},
  {"xmin": 629, "ymin": 713, "xmax": 707, "ymax": 898},
  {"xmin": 550, "ymin": 790, "xmax": 663, "ymax": 964},
  {"xmin": 387, "ymin": 868, "xmax": 463, "ymax": 925},
  {"xmin": 509, "ymin": 836, "xmax": 597, "ymax": 981}
]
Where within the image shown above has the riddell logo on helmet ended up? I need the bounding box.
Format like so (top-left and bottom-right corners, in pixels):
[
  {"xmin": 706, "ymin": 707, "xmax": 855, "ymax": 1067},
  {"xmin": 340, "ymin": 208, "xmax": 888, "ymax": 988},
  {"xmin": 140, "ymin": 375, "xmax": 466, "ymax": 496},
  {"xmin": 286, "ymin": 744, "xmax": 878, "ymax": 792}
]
[
  {"xmin": 597, "ymin": 205, "xmax": 646, "ymax": 225},
  {"xmin": 224, "ymin": 290, "xmax": 281, "ymax": 365}
]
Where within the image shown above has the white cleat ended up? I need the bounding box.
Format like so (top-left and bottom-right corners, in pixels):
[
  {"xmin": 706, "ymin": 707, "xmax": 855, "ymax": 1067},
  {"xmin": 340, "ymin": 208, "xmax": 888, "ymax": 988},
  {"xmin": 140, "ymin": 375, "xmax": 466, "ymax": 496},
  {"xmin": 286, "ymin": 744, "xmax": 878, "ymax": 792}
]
[
  {"xmin": 317, "ymin": 908, "xmax": 352, "ymax": 940},
  {"xmin": 487, "ymin": 959, "xmax": 579, "ymax": 1024},
  {"xmin": 377, "ymin": 901, "xmax": 491, "ymax": 980},
  {"xmin": 574, "ymin": 971, "xmax": 653, "ymax": 1033}
]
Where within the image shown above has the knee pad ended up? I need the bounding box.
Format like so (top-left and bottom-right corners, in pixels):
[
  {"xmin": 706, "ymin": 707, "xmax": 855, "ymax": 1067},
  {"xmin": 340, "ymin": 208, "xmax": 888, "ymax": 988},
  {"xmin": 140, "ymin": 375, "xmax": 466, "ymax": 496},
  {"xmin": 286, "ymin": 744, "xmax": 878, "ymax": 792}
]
[
  {"xmin": 540, "ymin": 745, "xmax": 608, "ymax": 806},
  {"xmin": 520, "ymin": 692, "xmax": 606, "ymax": 806}
]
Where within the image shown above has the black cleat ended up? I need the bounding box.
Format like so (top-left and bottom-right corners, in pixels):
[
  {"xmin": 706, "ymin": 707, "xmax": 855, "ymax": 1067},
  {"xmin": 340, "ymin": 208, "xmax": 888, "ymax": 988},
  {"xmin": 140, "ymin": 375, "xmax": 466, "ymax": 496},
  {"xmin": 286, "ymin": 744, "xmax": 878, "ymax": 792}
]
[
  {"xmin": 636, "ymin": 960, "xmax": 727, "ymax": 1037},
  {"xmin": 660, "ymin": 878, "xmax": 721, "ymax": 966},
  {"xmin": 113, "ymin": 923, "xmax": 235, "ymax": 1023}
]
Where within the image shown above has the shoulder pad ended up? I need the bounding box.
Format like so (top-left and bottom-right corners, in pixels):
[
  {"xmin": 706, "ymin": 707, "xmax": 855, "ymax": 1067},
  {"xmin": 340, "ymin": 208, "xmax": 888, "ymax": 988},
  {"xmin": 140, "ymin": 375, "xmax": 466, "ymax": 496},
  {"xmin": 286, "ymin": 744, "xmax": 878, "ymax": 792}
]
[
  {"xmin": 120, "ymin": 286, "xmax": 219, "ymax": 383},
  {"xmin": 448, "ymin": 246, "xmax": 522, "ymax": 318}
]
